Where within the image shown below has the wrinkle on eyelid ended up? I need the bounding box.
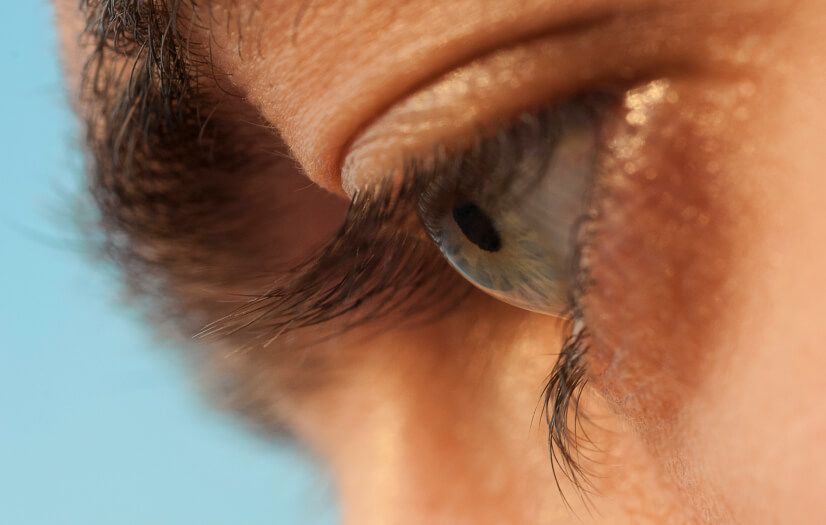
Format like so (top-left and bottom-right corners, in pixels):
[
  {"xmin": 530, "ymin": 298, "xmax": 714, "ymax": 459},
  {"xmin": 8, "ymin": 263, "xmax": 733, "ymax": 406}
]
[
  {"xmin": 338, "ymin": 20, "xmax": 651, "ymax": 196},
  {"xmin": 341, "ymin": 40, "xmax": 561, "ymax": 196}
]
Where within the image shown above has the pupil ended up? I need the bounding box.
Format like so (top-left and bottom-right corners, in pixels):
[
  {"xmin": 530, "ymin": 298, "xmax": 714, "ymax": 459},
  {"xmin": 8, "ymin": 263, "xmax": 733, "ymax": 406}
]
[{"xmin": 452, "ymin": 201, "xmax": 502, "ymax": 252}]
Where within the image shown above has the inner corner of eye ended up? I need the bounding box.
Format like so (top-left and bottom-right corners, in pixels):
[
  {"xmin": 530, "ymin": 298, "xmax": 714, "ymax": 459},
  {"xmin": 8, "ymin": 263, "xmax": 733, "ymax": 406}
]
[{"xmin": 415, "ymin": 100, "xmax": 603, "ymax": 317}]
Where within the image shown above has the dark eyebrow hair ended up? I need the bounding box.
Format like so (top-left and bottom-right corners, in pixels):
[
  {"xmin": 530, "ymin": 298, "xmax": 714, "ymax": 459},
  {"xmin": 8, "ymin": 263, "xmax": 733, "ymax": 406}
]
[
  {"xmin": 72, "ymin": 0, "xmax": 475, "ymax": 440},
  {"xmin": 82, "ymin": 0, "xmax": 197, "ymax": 146},
  {"xmin": 76, "ymin": 0, "xmax": 467, "ymax": 354}
]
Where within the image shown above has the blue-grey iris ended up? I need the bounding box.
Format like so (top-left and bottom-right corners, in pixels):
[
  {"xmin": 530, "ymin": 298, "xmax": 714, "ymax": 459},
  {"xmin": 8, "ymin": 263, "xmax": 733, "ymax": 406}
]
[{"xmin": 419, "ymin": 101, "xmax": 601, "ymax": 316}]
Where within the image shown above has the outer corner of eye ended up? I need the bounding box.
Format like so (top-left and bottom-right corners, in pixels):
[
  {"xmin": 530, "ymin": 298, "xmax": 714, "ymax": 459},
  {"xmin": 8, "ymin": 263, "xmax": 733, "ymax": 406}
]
[{"xmin": 414, "ymin": 97, "xmax": 607, "ymax": 318}]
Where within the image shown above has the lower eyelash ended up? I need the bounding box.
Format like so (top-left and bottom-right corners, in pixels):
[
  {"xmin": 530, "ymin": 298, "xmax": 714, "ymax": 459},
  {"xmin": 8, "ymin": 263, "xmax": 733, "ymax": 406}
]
[{"xmin": 541, "ymin": 319, "xmax": 595, "ymax": 506}]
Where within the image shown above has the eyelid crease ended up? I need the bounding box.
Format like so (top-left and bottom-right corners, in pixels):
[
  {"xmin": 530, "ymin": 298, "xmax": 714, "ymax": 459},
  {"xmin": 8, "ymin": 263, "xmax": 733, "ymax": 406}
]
[{"xmin": 334, "ymin": 2, "xmax": 668, "ymax": 194}]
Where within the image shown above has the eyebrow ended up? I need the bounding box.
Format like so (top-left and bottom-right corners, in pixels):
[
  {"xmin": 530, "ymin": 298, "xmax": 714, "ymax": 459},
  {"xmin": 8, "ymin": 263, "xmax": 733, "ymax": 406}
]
[{"xmin": 77, "ymin": 0, "xmax": 467, "ymax": 349}]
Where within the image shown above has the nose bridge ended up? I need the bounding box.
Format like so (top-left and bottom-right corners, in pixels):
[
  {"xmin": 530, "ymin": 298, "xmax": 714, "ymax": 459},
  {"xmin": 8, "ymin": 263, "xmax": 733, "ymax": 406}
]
[
  {"xmin": 332, "ymin": 373, "xmax": 470, "ymax": 524},
  {"xmin": 319, "ymin": 358, "xmax": 550, "ymax": 525},
  {"xmin": 332, "ymin": 393, "xmax": 495, "ymax": 525}
]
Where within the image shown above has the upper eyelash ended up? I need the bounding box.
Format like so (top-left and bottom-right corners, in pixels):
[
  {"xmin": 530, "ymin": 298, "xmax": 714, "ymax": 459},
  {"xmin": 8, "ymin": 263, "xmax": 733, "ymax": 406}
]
[
  {"xmin": 197, "ymin": 174, "xmax": 471, "ymax": 346},
  {"xmin": 204, "ymin": 103, "xmax": 595, "ymax": 343}
]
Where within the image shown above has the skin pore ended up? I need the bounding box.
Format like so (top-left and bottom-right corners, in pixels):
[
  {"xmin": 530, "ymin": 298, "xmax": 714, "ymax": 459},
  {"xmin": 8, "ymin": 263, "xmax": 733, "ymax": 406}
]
[{"xmin": 55, "ymin": 0, "xmax": 826, "ymax": 524}]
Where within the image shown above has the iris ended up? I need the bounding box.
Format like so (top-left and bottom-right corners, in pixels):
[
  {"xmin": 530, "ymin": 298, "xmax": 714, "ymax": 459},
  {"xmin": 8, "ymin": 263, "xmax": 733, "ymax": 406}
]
[{"xmin": 418, "ymin": 99, "xmax": 603, "ymax": 315}]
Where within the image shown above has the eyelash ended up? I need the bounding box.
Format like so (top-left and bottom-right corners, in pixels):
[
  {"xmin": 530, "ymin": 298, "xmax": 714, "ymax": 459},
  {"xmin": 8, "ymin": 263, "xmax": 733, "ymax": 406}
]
[
  {"xmin": 200, "ymin": 173, "xmax": 471, "ymax": 345},
  {"xmin": 204, "ymin": 96, "xmax": 612, "ymax": 498},
  {"xmin": 205, "ymin": 102, "xmax": 598, "ymax": 336}
]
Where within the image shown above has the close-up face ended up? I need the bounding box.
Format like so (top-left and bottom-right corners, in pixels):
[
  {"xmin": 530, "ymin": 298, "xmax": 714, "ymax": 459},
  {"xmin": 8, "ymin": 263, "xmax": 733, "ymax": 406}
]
[{"xmin": 55, "ymin": 0, "xmax": 826, "ymax": 523}]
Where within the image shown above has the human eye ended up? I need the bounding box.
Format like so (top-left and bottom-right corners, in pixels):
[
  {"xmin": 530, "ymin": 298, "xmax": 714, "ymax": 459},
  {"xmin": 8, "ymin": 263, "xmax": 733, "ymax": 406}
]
[
  {"xmin": 71, "ymin": 0, "xmax": 780, "ymax": 511},
  {"xmin": 210, "ymin": 91, "xmax": 617, "ymax": 339},
  {"xmin": 415, "ymin": 95, "xmax": 608, "ymax": 316}
]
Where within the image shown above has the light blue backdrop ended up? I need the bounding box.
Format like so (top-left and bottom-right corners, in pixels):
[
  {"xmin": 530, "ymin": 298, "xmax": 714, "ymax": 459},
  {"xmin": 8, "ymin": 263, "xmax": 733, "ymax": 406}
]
[{"xmin": 0, "ymin": 3, "xmax": 337, "ymax": 524}]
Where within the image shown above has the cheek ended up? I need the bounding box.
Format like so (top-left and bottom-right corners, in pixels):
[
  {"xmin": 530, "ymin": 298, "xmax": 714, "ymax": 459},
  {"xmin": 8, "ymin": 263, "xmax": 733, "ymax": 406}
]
[
  {"xmin": 573, "ymin": 76, "xmax": 774, "ymax": 522},
  {"xmin": 279, "ymin": 298, "xmax": 709, "ymax": 522},
  {"xmin": 581, "ymin": 77, "xmax": 754, "ymax": 425},
  {"xmin": 580, "ymin": 22, "xmax": 826, "ymax": 520},
  {"xmin": 688, "ymin": 22, "xmax": 826, "ymax": 522}
]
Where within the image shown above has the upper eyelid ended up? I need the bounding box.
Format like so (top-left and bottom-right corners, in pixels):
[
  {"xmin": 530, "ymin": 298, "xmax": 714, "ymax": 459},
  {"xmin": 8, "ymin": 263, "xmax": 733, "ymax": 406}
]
[
  {"xmin": 337, "ymin": 7, "xmax": 699, "ymax": 196},
  {"xmin": 319, "ymin": 3, "xmax": 655, "ymax": 194},
  {"xmin": 338, "ymin": 2, "xmax": 783, "ymax": 197}
]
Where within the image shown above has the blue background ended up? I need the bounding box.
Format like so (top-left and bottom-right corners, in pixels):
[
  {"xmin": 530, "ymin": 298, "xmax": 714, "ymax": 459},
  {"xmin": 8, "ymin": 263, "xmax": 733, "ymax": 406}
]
[{"xmin": 0, "ymin": 2, "xmax": 336, "ymax": 523}]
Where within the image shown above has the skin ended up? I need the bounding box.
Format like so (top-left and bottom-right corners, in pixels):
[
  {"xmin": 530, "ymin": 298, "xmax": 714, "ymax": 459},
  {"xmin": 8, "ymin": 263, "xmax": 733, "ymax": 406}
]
[{"xmin": 55, "ymin": 0, "xmax": 826, "ymax": 523}]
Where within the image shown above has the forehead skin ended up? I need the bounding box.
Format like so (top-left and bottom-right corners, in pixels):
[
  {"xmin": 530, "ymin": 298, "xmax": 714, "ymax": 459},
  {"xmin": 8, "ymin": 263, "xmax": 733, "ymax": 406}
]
[{"xmin": 55, "ymin": 0, "xmax": 826, "ymax": 524}]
